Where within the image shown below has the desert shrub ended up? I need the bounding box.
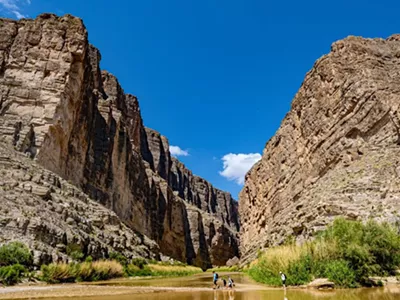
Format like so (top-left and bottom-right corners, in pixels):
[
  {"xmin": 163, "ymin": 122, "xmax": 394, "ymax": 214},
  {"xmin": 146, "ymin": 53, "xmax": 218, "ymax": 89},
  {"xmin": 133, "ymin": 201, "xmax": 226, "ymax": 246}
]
[
  {"xmin": 124, "ymin": 263, "xmax": 201, "ymax": 278},
  {"xmin": 0, "ymin": 264, "xmax": 26, "ymax": 286},
  {"xmin": 66, "ymin": 244, "xmax": 84, "ymax": 262},
  {"xmin": 109, "ymin": 252, "xmax": 128, "ymax": 266},
  {"xmin": 286, "ymin": 254, "xmax": 312, "ymax": 285},
  {"xmin": 207, "ymin": 266, "xmax": 240, "ymax": 272},
  {"xmin": 131, "ymin": 258, "xmax": 148, "ymax": 269},
  {"xmin": 247, "ymin": 218, "xmax": 400, "ymax": 288},
  {"xmin": 91, "ymin": 260, "xmax": 124, "ymax": 280},
  {"xmin": 0, "ymin": 242, "xmax": 33, "ymax": 267},
  {"xmin": 40, "ymin": 263, "xmax": 78, "ymax": 283},
  {"xmin": 363, "ymin": 221, "xmax": 400, "ymax": 275},
  {"xmin": 40, "ymin": 260, "xmax": 124, "ymax": 283},
  {"xmin": 148, "ymin": 264, "xmax": 201, "ymax": 277},
  {"xmin": 124, "ymin": 264, "xmax": 152, "ymax": 277},
  {"xmin": 325, "ymin": 260, "xmax": 357, "ymax": 288}
]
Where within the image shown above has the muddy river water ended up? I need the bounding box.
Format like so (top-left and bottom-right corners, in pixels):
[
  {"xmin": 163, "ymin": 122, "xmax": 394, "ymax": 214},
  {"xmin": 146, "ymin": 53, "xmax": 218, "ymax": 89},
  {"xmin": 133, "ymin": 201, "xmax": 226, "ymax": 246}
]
[{"xmin": 0, "ymin": 273, "xmax": 399, "ymax": 300}]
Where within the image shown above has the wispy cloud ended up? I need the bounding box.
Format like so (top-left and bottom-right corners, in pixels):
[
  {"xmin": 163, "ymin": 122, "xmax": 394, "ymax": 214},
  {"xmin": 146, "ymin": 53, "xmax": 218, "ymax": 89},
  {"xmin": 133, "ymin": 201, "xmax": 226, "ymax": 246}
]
[
  {"xmin": 0, "ymin": 0, "xmax": 31, "ymax": 19},
  {"xmin": 219, "ymin": 153, "xmax": 262, "ymax": 185},
  {"xmin": 169, "ymin": 145, "xmax": 189, "ymax": 157}
]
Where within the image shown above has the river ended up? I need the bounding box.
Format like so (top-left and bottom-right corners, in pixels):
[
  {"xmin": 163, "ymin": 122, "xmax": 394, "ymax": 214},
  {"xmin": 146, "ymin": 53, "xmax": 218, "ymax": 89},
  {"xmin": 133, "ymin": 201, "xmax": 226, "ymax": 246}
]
[{"xmin": 0, "ymin": 273, "xmax": 398, "ymax": 300}]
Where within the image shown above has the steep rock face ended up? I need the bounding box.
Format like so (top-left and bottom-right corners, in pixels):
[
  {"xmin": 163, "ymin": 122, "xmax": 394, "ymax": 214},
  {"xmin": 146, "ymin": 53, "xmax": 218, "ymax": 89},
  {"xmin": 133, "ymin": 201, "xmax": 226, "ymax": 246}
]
[
  {"xmin": 141, "ymin": 128, "xmax": 240, "ymax": 268},
  {"xmin": 240, "ymin": 35, "xmax": 400, "ymax": 262},
  {"xmin": 0, "ymin": 142, "xmax": 158, "ymax": 265},
  {"xmin": 0, "ymin": 14, "xmax": 239, "ymax": 267},
  {"xmin": 142, "ymin": 127, "xmax": 240, "ymax": 232}
]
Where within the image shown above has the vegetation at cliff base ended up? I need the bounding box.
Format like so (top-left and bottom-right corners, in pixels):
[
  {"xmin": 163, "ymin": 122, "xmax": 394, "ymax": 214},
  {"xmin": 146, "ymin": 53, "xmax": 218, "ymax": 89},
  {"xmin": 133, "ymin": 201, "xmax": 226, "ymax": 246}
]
[
  {"xmin": 0, "ymin": 242, "xmax": 33, "ymax": 285},
  {"xmin": 207, "ymin": 266, "xmax": 240, "ymax": 272},
  {"xmin": 247, "ymin": 218, "xmax": 400, "ymax": 288},
  {"xmin": 123, "ymin": 258, "xmax": 202, "ymax": 278},
  {"xmin": 40, "ymin": 260, "xmax": 124, "ymax": 283},
  {"xmin": 0, "ymin": 242, "xmax": 202, "ymax": 285},
  {"xmin": 0, "ymin": 242, "xmax": 33, "ymax": 267}
]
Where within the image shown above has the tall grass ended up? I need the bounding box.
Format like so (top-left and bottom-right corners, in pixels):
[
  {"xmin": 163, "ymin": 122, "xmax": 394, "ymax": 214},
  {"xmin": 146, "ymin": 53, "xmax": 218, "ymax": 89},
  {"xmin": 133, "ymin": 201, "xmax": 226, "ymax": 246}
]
[
  {"xmin": 148, "ymin": 264, "xmax": 201, "ymax": 277},
  {"xmin": 40, "ymin": 260, "xmax": 124, "ymax": 283},
  {"xmin": 247, "ymin": 218, "xmax": 400, "ymax": 288},
  {"xmin": 207, "ymin": 266, "xmax": 240, "ymax": 272},
  {"xmin": 124, "ymin": 262, "xmax": 202, "ymax": 277}
]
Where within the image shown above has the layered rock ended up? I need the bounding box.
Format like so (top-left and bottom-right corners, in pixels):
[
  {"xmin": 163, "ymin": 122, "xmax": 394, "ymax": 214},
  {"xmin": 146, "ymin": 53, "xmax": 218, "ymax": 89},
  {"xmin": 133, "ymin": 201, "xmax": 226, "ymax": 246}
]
[
  {"xmin": 0, "ymin": 142, "xmax": 158, "ymax": 265},
  {"xmin": 0, "ymin": 14, "xmax": 239, "ymax": 268},
  {"xmin": 141, "ymin": 128, "xmax": 240, "ymax": 268},
  {"xmin": 142, "ymin": 127, "xmax": 240, "ymax": 232},
  {"xmin": 240, "ymin": 35, "xmax": 400, "ymax": 263}
]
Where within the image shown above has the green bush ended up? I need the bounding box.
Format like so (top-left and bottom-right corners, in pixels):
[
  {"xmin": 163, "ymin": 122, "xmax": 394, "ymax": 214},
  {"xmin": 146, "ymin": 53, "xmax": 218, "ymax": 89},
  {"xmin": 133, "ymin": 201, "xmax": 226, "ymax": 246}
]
[
  {"xmin": 109, "ymin": 252, "xmax": 128, "ymax": 266},
  {"xmin": 287, "ymin": 255, "xmax": 312, "ymax": 285},
  {"xmin": 0, "ymin": 242, "xmax": 33, "ymax": 267},
  {"xmin": 325, "ymin": 260, "xmax": 357, "ymax": 288},
  {"xmin": 0, "ymin": 264, "xmax": 27, "ymax": 286},
  {"xmin": 131, "ymin": 258, "xmax": 148, "ymax": 269},
  {"xmin": 124, "ymin": 264, "xmax": 152, "ymax": 277},
  {"xmin": 247, "ymin": 218, "xmax": 400, "ymax": 288},
  {"xmin": 66, "ymin": 244, "xmax": 84, "ymax": 262}
]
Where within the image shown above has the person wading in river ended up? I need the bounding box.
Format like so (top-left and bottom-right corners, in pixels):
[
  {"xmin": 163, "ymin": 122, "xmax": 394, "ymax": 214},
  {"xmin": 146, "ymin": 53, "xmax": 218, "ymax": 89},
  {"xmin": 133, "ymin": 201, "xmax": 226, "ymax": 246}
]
[
  {"xmin": 279, "ymin": 271, "xmax": 287, "ymax": 289},
  {"xmin": 212, "ymin": 271, "xmax": 219, "ymax": 289},
  {"xmin": 228, "ymin": 276, "xmax": 235, "ymax": 289}
]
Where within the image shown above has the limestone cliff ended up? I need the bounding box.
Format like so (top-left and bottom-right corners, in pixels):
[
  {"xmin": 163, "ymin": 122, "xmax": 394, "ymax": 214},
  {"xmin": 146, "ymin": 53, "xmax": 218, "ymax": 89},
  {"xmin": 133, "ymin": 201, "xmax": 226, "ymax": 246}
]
[
  {"xmin": 0, "ymin": 142, "xmax": 159, "ymax": 265},
  {"xmin": 0, "ymin": 14, "xmax": 239, "ymax": 268},
  {"xmin": 240, "ymin": 35, "xmax": 400, "ymax": 263},
  {"xmin": 141, "ymin": 128, "xmax": 239, "ymax": 268}
]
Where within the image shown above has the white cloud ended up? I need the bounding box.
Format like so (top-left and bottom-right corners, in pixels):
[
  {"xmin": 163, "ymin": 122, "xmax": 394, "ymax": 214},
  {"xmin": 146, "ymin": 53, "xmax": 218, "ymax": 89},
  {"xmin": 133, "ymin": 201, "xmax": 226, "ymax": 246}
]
[
  {"xmin": 219, "ymin": 153, "xmax": 262, "ymax": 185},
  {"xmin": 169, "ymin": 145, "xmax": 189, "ymax": 157},
  {"xmin": 12, "ymin": 9, "xmax": 25, "ymax": 19},
  {"xmin": 0, "ymin": 0, "xmax": 30, "ymax": 19}
]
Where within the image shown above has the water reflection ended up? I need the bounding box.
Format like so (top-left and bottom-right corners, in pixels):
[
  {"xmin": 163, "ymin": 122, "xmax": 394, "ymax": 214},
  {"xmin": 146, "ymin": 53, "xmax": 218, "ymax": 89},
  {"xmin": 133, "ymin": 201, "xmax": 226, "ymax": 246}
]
[
  {"xmin": 213, "ymin": 289, "xmax": 235, "ymax": 300},
  {"xmin": 33, "ymin": 286, "xmax": 400, "ymax": 300},
  {"xmin": 33, "ymin": 273, "xmax": 400, "ymax": 300}
]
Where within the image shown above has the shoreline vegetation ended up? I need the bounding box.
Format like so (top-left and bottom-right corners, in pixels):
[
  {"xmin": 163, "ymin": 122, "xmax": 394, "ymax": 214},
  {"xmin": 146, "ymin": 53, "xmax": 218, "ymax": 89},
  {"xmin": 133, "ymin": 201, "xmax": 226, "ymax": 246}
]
[
  {"xmin": 246, "ymin": 218, "xmax": 400, "ymax": 288},
  {"xmin": 0, "ymin": 242, "xmax": 202, "ymax": 286},
  {"xmin": 1, "ymin": 218, "xmax": 399, "ymax": 289}
]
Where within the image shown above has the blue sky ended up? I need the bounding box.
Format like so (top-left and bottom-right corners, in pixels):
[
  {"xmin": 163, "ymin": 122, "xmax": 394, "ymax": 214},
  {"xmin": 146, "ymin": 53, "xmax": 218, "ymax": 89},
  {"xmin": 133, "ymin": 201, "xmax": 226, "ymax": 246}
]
[{"xmin": 1, "ymin": 0, "xmax": 399, "ymax": 199}]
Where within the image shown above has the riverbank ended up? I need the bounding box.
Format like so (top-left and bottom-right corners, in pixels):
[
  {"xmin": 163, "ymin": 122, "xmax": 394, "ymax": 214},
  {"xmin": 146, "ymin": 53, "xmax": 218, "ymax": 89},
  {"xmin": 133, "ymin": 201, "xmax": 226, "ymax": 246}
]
[
  {"xmin": 247, "ymin": 219, "xmax": 400, "ymax": 288},
  {"xmin": 0, "ymin": 278, "xmax": 399, "ymax": 300},
  {"xmin": 0, "ymin": 273, "xmax": 270, "ymax": 299}
]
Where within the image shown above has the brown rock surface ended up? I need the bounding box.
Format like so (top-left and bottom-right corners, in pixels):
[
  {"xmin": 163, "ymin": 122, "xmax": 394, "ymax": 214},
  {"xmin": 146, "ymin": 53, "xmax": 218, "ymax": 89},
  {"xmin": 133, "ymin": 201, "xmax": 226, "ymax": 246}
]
[
  {"xmin": 0, "ymin": 142, "xmax": 158, "ymax": 265},
  {"xmin": 141, "ymin": 128, "xmax": 239, "ymax": 268},
  {"xmin": 240, "ymin": 35, "xmax": 400, "ymax": 263},
  {"xmin": 0, "ymin": 14, "xmax": 239, "ymax": 268}
]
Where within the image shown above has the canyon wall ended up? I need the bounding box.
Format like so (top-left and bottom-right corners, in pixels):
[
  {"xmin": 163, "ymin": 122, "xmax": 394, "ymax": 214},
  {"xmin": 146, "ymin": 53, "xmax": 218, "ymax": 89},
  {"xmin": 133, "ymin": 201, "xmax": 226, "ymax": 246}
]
[
  {"xmin": 240, "ymin": 35, "xmax": 400, "ymax": 263},
  {"xmin": 0, "ymin": 14, "xmax": 239, "ymax": 268}
]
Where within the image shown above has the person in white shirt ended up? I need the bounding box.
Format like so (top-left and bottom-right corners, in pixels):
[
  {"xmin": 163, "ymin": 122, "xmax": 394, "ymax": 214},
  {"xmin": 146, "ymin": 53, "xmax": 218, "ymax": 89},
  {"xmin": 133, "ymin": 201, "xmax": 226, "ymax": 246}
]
[{"xmin": 279, "ymin": 271, "xmax": 287, "ymax": 288}]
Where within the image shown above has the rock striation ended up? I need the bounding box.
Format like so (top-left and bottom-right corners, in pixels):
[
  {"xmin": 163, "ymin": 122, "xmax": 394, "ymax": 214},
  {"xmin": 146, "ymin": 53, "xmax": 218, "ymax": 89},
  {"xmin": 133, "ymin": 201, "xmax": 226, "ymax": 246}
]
[
  {"xmin": 0, "ymin": 14, "xmax": 239, "ymax": 268},
  {"xmin": 0, "ymin": 142, "xmax": 158, "ymax": 265},
  {"xmin": 240, "ymin": 35, "xmax": 400, "ymax": 263}
]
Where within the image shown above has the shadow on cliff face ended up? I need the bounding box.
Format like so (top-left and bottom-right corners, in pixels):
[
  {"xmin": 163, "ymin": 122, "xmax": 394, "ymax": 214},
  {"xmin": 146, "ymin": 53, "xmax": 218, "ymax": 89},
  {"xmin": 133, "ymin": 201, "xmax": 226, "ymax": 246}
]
[
  {"xmin": 0, "ymin": 14, "xmax": 240, "ymax": 268},
  {"xmin": 194, "ymin": 212, "xmax": 212, "ymax": 270}
]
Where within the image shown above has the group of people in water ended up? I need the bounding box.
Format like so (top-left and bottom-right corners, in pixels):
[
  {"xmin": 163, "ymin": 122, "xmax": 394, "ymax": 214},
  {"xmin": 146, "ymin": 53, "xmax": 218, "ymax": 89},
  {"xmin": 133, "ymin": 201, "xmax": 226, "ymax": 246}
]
[
  {"xmin": 211, "ymin": 271, "xmax": 288, "ymax": 300},
  {"xmin": 212, "ymin": 271, "xmax": 287, "ymax": 290},
  {"xmin": 212, "ymin": 271, "xmax": 235, "ymax": 289}
]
